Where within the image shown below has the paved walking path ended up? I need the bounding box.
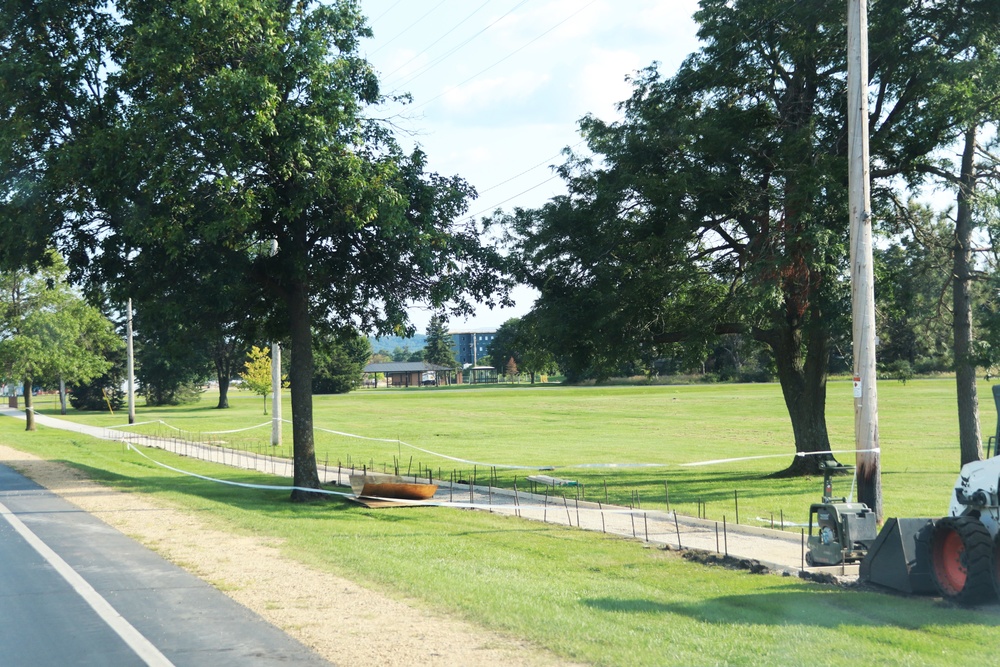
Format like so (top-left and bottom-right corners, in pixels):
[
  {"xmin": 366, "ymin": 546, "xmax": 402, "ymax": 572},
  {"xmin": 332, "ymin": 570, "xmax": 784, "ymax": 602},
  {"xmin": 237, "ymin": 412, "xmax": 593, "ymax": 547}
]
[{"xmin": 1, "ymin": 407, "xmax": 840, "ymax": 576}]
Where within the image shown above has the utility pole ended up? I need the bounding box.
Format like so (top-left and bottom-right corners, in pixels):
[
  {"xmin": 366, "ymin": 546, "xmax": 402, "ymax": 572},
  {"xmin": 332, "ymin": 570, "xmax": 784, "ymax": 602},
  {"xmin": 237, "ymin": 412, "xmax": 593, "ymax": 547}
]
[
  {"xmin": 847, "ymin": 0, "xmax": 881, "ymax": 520},
  {"xmin": 269, "ymin": 239, "xmax": 282, "ymax": 446},
  {"xmin": 127, "ymin": 298, "xmax": 135, "ymax": 425},
  {"xmin": 271, "ymin": 342, "xmax": 282, "ymax": 446}
]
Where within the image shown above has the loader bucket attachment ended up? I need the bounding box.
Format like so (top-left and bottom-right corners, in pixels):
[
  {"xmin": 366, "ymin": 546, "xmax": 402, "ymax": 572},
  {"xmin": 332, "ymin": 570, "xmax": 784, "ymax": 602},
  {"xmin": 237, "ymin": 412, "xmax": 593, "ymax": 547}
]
[{"xmin": 859, "ymin": 518, "xmax": 937, "ymax": 595}]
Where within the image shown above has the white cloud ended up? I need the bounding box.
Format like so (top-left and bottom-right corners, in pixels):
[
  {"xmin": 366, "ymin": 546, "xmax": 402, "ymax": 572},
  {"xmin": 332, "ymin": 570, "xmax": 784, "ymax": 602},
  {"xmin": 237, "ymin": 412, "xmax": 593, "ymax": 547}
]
[
  {"xmin": 439, "ymin": 71, "xmax": 551, "ymax": 113},
  {"xmin": 360, "ymin": 0, "xmax": 704, "ymax": 327},
  {"xmin": 573, "ymin": 49, "xmax": 645, "ymax": 121},
  {"xmin": 492, "ymin": 0, "xmax": 612, "ymax": 46}
]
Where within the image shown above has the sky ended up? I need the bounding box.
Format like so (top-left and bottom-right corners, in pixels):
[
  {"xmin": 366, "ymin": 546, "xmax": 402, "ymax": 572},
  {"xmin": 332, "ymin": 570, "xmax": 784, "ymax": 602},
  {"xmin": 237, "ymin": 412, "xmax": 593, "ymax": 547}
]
[{"xmin": 358, "ymin": 0, "xmax": 703, "ymax": 333}]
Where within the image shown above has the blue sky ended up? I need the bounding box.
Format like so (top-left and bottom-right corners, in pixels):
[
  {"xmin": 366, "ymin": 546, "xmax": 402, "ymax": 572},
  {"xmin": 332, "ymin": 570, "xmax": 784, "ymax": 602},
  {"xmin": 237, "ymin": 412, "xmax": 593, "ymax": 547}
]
[{"xmin": 359, "ymin": 0, "xmax": 703, "ymax": 332}]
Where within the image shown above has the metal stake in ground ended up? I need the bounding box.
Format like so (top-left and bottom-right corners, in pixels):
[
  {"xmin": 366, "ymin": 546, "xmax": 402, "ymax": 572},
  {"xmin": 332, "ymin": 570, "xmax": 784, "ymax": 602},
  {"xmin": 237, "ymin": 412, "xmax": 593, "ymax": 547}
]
[{"xmin": 723, "ymin": 517, "xmax": 728, "ymax": 557}]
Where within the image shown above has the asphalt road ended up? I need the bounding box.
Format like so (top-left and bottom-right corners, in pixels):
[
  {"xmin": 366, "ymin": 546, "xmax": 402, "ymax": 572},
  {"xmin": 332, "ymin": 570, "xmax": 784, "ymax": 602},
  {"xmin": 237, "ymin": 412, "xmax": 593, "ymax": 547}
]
[{"xmin": 0, "ymin": 463, "xmax": 332, "ymax": 667}]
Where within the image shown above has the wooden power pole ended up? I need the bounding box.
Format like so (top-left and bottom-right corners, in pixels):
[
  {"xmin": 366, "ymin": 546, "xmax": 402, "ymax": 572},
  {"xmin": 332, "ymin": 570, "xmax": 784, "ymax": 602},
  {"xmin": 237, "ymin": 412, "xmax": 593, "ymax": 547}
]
[{"xmin": 847, "ymin": 0, "xmax": 881, "ymax": 520}]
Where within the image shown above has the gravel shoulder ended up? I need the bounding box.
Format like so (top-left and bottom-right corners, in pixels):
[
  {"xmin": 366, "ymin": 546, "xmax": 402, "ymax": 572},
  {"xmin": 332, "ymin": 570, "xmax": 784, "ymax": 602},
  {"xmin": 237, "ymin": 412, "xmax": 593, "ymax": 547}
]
[{"xmin": 0, "ymin": 444, "xmax": 577, "ymax": 667}]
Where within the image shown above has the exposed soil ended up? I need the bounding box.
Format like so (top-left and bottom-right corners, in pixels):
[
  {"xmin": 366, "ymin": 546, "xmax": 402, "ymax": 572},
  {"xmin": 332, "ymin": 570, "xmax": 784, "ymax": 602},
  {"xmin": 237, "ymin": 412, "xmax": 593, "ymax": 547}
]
[{"xmin": 0, "ymin": 444, "xmax": 578, "ymax": 667}]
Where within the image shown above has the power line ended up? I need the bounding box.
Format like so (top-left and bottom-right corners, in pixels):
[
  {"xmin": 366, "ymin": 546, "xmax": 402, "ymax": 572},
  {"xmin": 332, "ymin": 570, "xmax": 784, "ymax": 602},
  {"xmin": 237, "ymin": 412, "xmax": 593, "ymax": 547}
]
[
  {"xmin": 467, "ymin": 173, "xmax": 563, "ymax": 219},
  {"xmin": 411, "ymin": 0, "xmax": 600, "ymax": 112},
  {"xmin": 387, "ymin": 0, "xmax": 534, "ymax": 92},
  {"xmin": 479, "ymin": 140, "xmax": 585, "ymax": 194},
  {"xmin": 367, "ymin": 0, "xmax": 450, "ymax": 57},
  {"xmin": 459, "ymin": 0, "xmax": 810, "ymax": 214},
  {"xmin": 369, "ymin": 0, "xmax": 405, "ymax": 24},
  {"xmin": 382, "ymin": 0, "xmax": 493, "ymax": 80},
  {"xmin": 378, "ymin": 0, "xmax": 809, "ymax": 220}
]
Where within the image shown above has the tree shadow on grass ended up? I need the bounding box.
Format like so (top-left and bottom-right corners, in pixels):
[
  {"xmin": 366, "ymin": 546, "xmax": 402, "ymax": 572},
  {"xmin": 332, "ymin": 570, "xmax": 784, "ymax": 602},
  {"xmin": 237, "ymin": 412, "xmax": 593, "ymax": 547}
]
[
  {"xmin": 61, "ymin": 460, "xmax": 357, "ymax": 515},
  {"xmin": 582, "ymin": 589, "xmax": 1000, "ymax": 628},
  {"xmin": 59, "ymin": 460, "xmax": 570, "ymax": 540}
]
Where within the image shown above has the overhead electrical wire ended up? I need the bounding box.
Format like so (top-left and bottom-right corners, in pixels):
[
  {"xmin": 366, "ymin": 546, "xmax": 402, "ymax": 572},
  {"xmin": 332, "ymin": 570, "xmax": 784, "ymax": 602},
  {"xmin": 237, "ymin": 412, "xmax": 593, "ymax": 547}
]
[
  {"xmin": 409, "ymin": 0, "xmax": 601, "ymax": 112},
  {"xmin": 381, "ymin": 0, "xmax": 493, "ymax": 80},
  {"xmin": 453, "ymin": 0, "xmax": 810, "ymax": 217},
  {"xmin": 369, "ymin": 0, "xmax": 405, "ymax": 24},
  {"xmin": 478, "ymin": 140, "xmax": 585, "ymax": 194},
  {"xmin": 366, "ymin": 0, "xmax": 450, "ymax": 57},
  {"xmin": 386, "ymin": 0, "xmax": 533, "ymax": 92},
  {"xmin": 372, "ymin": 0, "xmax": 809, "ymax": 220},
  {"xmin": 467, "ymin": 174, "xmax": 562, "ymax": 219}
]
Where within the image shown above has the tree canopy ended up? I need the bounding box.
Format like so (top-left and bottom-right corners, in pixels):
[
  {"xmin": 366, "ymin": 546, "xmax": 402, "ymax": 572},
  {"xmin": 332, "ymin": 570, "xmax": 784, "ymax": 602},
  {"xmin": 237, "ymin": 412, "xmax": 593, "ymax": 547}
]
[
  {"xmin": 313, "ymin": 332, "xmax": 370, "ymax": 395},
  {"xmin": 505, "ymin": 0, "xmax": 1000, "ymax": 474},
  {"xmin": 488, "ymin": 317, "xmax": 557, "ymax": 384},
  {"xmin": 1, "ymin": 0, "xmax": 509, "ymax": 498},
  {"xmin": 0, "ymin": 254, "xmax": 121, "ymax": 430}
]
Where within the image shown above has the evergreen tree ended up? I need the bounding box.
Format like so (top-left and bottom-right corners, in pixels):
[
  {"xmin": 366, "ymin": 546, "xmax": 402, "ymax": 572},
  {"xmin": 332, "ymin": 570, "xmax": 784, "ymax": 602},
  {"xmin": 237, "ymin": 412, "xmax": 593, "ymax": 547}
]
[
  {"xmin": 423, "ymin": 314, "xmax": 456, "ymax": 367},
  {"xmin": 313, "ymin": 333, "xmax": 370, "ymax": 394}
]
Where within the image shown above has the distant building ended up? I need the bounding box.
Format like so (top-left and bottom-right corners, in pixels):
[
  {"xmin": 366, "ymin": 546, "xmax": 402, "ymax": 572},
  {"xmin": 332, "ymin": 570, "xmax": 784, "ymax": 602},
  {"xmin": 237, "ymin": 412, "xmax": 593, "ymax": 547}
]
[
  {"xmin": 449, "ymin": 329, "xmax": 496, "ymax": 366},
  {"xmin": 362, "ymin": 362, "xmax": 458, "ymax": 388}
]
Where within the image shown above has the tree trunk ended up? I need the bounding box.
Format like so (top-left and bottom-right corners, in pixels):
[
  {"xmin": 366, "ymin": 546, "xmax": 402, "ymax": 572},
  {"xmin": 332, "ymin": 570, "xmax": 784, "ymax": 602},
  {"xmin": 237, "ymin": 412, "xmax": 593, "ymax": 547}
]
[
  {"xmin": 287, "ymin": 282, "xmax": 322, "ymax": 501},
  {"xmin": 23, "ymin": 378, "xmax": 35, "ymax": 431},
  {"xmin": 955, "ymin": 126, "xmax": 983, "ymax": 466},
  {"xmin": 214, "ymin": 348, "xmax": 231, "ymax": 409},
  {"xmin": 216, "ymin": 374, "xmax": 230, "ymax": 409},
  {"xmin": 759, "ymin": 316, "xmax": 836, "ymax": 476},
  {"xmin": 59, "ymin": 377, "xmax": 67, "ymax": 415}
]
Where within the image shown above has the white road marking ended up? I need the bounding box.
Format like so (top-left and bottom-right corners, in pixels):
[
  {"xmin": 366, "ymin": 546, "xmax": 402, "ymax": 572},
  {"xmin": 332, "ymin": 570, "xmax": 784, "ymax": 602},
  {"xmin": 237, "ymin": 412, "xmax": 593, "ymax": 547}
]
[{"xmin": 0, "ymin": 499, "xmax": 176, "ymax": 667}]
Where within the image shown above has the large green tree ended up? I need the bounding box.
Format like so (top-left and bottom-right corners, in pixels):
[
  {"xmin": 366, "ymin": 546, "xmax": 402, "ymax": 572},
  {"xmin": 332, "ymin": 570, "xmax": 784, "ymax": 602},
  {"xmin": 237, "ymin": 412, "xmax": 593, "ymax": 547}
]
[
  {"xmin": 874, "ymin": 5, "xmax": 1000, "ymax": 466},
  {"xmin": 507, "ymin": 0, "xmax": 995, "ymax": 474},
  {"xmin": 313, "ymin": 332, "xmax": 370, "ymax": 395},
  {"xmin": 488, "ymin": 317, "xmax": 557, "ymax": 385},
  {"xmin": 0, "ymin": 0, "xmax": 507, "ymax": 498},
  {"xmin": 875, "ymin": 206, "xmax": 956, "ymax": 375},
  {"xmin": 0, "ymin": 254, "xmax": 121, "ymax": 430}
]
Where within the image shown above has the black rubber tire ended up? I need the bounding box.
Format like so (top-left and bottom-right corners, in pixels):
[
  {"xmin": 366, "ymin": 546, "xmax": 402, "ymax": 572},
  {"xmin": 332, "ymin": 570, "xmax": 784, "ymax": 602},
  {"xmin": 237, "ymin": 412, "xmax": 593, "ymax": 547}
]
[
  {"xmin": 930, "ymin": 516, "xmax": 995, "ymax": 605},
  {"xmin": 993, "ymin": 531, "xmax": 1000, "ymax": 603}
]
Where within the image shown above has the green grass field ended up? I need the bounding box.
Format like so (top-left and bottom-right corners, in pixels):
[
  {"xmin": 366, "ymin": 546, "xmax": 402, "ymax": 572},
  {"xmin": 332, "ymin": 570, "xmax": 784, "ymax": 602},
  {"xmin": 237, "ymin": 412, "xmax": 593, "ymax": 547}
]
[
  {"xmin": 7, "ymin": 377, "xmax": 1000, "ymax": 665},
  {"xmin": 30, "ymin": 377, "xmax": 989, "ymax": 523}
]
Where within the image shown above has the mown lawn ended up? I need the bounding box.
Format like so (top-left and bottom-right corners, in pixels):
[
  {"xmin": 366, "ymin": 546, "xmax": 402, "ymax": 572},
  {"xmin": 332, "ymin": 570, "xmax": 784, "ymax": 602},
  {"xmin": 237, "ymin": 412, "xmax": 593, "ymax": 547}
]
[
  {"xmin": 6, "ymin": 378, "xmax": 1000, "ymax": 666},
  {"xmin": 32, "ymin": 377, "xmax": 990, "ymax": 523}
]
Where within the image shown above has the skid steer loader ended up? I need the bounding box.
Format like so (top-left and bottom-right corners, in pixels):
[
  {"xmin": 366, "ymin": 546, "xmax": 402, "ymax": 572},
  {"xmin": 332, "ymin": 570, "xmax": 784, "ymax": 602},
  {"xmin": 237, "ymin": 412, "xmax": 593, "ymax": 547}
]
[{"xmin": 861, "ymin": 386, "xmax": 1000, "ymax": 604}]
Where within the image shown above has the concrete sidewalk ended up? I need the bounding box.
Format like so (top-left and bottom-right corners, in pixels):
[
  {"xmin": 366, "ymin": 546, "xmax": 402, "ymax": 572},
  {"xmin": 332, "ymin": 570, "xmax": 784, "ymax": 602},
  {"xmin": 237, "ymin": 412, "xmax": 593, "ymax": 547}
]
[{"xmin": 1, "ymin": 407, "xmax": 829, "ymax": 575}]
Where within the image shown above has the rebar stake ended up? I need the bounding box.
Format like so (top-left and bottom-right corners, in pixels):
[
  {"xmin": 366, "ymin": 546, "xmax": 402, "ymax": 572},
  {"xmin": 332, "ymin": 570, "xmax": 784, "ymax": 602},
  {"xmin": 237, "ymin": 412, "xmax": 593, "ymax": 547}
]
[{"xmin": 723, "ymin": 516, "xmax": 728, "ymax": 557}]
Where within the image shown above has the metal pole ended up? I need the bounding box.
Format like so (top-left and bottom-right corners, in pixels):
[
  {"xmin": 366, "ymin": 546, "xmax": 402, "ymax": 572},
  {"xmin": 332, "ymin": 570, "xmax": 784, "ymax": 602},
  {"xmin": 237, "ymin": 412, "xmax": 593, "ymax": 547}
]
[
  {"xmin": 271, "ymin": 342, "xmax": 282, "ymax": 446},
  {"xmin": 269, "ymin": 239, "xmax": 282, "ymax": 447},
  {"xmin": 848, "ymin": 0, "xmax": 882, "ymax": 520},
  {"xmin": 127, "ymin": 299, "xmax": 135, "ymax": 424}
]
